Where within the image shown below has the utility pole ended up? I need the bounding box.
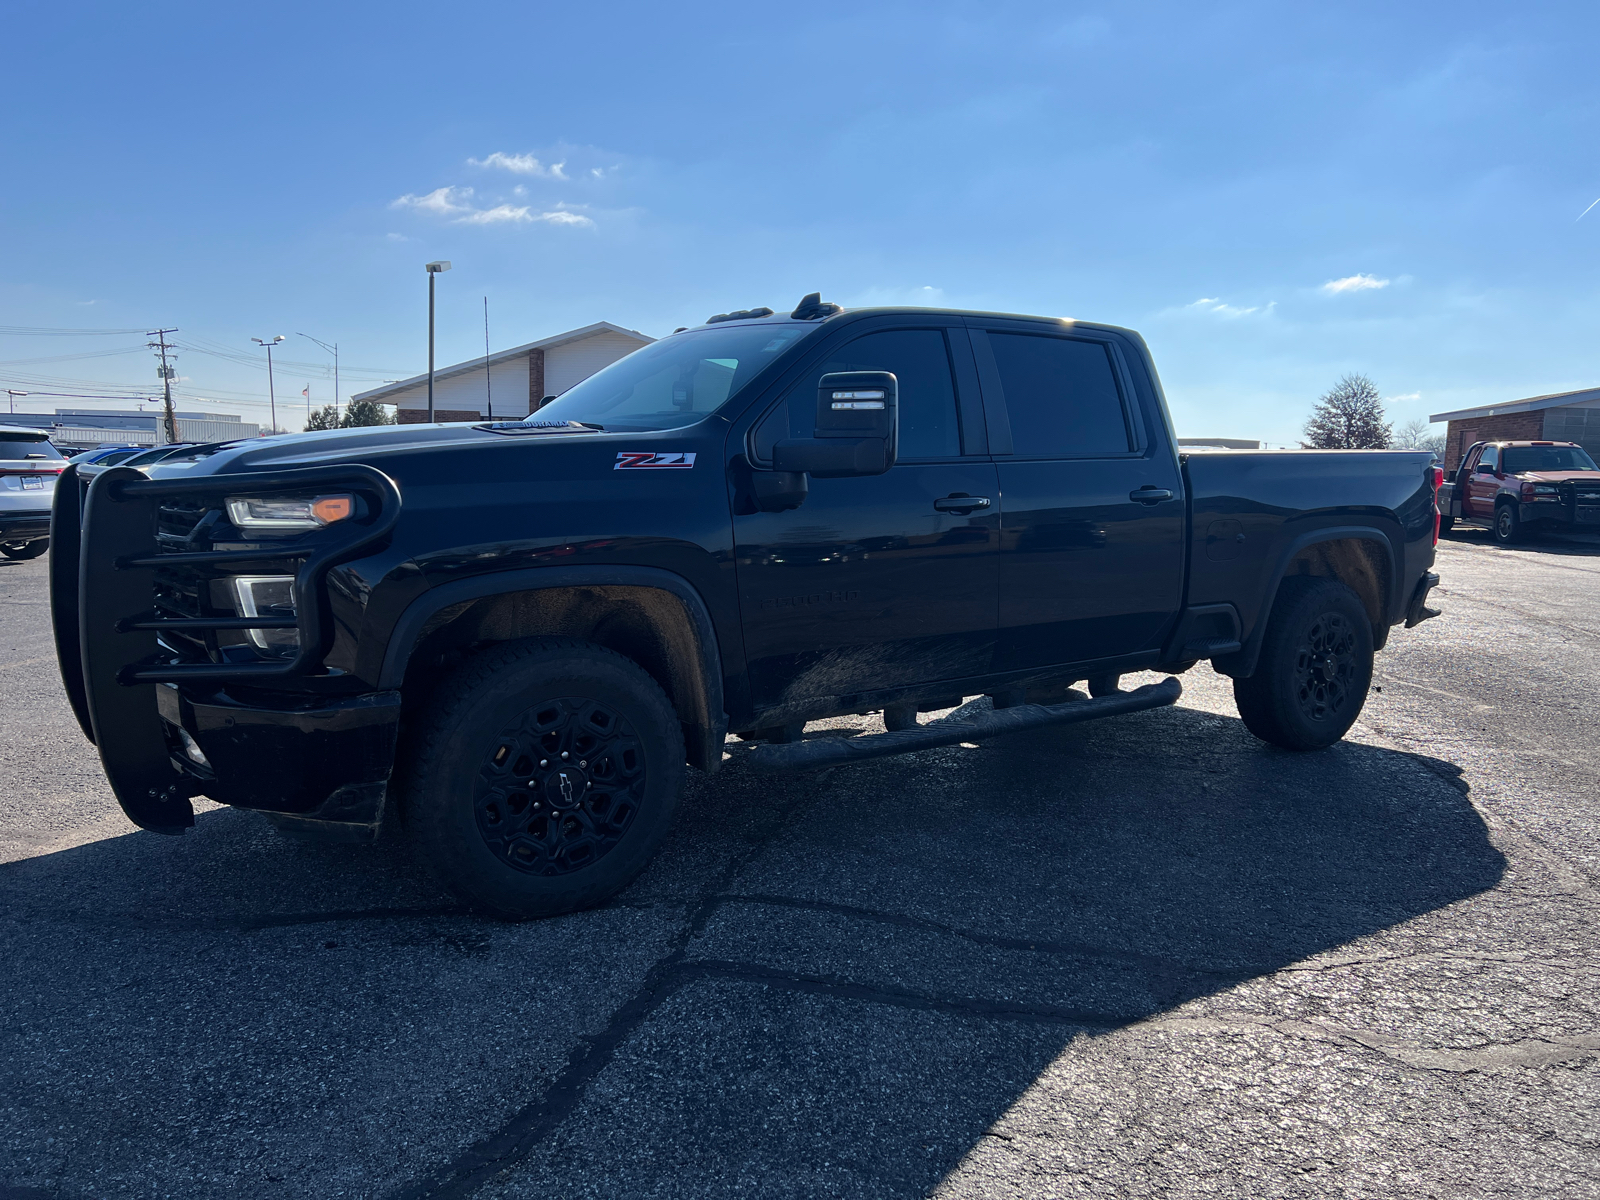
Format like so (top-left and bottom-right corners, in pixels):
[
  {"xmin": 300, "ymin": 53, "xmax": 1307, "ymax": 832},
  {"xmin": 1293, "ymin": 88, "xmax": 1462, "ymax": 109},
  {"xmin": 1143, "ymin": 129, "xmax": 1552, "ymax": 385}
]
[
  {"xmin": 252, "ymin": 336, "xmax": 285, "ymax": 434},
  {"xmin": 483, "ymin": 295, "xmax": 493, "ymax": 421},
  {"xmin": 425, "ymin": 261, "xmax": 451, "ymax": 422},
  {"xmin": 296, "ymin": 333, "xmax": 339, "ymax": 424},
  {"xmin": 147, "ymin": 328, "xmax": 179, "ymax": 444}
]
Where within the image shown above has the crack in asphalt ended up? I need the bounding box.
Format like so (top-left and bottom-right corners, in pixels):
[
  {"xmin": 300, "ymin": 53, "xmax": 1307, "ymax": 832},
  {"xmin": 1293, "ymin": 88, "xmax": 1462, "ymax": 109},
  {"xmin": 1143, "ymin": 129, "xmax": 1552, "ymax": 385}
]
[
  {"xmin": 1130, "ymin": 1014, "xmax": 1600, "ymax": 1074},
  {"xmin": 716, "ymin": 896, "xmax": 1248, "ymax": 979}
]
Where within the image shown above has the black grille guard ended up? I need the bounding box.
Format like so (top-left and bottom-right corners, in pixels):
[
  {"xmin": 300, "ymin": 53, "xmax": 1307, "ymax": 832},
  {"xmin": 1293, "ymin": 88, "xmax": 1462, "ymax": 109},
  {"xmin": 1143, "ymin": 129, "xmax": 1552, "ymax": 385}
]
[{"xmin": 50, "ymin": 462, "xmax": 401, "ymax": 832}]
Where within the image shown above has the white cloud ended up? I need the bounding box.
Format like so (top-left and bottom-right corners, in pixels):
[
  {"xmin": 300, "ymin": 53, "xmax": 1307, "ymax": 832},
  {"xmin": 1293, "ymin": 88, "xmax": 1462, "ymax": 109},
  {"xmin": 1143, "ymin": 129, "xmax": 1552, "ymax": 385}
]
[
  {"xmin": 1384, "ymin": 392, "xmax": 1422, "ymax": 402},
  {"xmin": 391, "ymin": 186, "xmax": 475, "ymax": 216},
  {"xmin": 1322, "ymin": 273, "xmax": 1390, "ymax": 294},
  {"xmin": 845, "ymin": 285, "xmax": 946, "ymax": 306},
  {"xmin": 392, "ymin": 186, "xmax": 595, "ymax": 228},
  {"xmin": 454, "ymin": 204, "xmax": 535, "ymax": 225},
  {"xmin": 1186, "ymin": 297, "xmax": 1271, "ymax": 318},
  {"xmin": 468, "ymin": 152, "xmax": 567, "ymax": 178}
]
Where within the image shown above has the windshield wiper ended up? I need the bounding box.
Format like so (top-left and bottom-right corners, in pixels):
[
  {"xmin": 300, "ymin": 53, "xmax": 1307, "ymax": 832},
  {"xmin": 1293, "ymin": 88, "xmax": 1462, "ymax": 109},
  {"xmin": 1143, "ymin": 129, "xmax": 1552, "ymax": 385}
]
[{"xmin": 475, "ymin": 420, "xmax": 604, "ymax": 437}]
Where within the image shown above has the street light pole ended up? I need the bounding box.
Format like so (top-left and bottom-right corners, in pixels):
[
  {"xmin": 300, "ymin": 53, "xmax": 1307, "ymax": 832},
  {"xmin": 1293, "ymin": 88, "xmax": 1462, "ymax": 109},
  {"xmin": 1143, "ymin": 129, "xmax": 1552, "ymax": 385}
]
[
  {"xmin": 425, "ymin": 261, "xmax": 451, "ymax": 422},
  {"xmin": 253, "ymin": 336, "xmax": 285, "ymax": 434},
  {"xmin": 6, "ymin": 390, "xmax": 25, "ymax": 415},
  {"xmin": 296, "ymin": 333, "xmax": 339, "ymax": 424}
]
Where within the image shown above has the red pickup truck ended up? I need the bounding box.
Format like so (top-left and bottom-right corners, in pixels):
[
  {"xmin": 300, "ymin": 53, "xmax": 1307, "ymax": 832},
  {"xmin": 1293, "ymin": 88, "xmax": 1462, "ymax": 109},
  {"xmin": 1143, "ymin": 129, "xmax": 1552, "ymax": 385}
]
[{"xmin": 1437, "ymin": 440, "xmax": 1600, "ymax": 543}]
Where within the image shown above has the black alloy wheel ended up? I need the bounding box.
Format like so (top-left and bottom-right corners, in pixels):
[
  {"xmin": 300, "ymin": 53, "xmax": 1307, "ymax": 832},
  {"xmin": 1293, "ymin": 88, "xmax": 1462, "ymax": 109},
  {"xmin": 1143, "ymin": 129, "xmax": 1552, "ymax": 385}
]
[
  {"xmin": 401, "ymin": 637, "xmax": 684, "ymax": 918},
  {"xmin": 474, "ymin": 697, "xmax": 645, "ymax": 877},
  {"xmin": 1291, "ymin": 610, "xmax": 1358, "ymax": 723},
  {"xmin": 1233, "ymin": 577, "xmax": 1374, "ymax": 750}
]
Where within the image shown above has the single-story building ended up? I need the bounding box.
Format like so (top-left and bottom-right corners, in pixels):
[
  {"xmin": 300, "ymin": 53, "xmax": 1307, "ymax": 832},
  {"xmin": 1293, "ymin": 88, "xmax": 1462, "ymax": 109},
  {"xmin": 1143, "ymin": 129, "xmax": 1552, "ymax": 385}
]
[
  {"xmin": 350, "ymin": 321, "xmax": 654, "ymax": 424},
  {"xmin": 1177, "ymin": 438, "xmax": 1261, "ymax": 450},
  {"xmin": 6, "ymin": 409, "xmax": 261, "ymax": 452},
  {"xmin": 1432, "ymin": 386, "xmax": 1600, "ymax": 472}
]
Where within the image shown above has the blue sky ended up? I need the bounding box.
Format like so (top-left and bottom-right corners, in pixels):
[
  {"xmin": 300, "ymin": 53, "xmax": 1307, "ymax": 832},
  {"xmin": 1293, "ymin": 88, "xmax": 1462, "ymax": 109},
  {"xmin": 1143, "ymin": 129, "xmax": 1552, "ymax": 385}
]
[{"xmin": 3, "ymin": 1, "xmax": 1597, "ymax": 443}]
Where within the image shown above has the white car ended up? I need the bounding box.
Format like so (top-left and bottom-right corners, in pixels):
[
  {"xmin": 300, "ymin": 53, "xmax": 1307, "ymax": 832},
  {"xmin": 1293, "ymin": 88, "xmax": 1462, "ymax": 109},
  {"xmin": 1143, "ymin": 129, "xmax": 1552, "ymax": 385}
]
[{"xmin": 0, "ymin": 424, "xmax": 65, "ymax": 559}]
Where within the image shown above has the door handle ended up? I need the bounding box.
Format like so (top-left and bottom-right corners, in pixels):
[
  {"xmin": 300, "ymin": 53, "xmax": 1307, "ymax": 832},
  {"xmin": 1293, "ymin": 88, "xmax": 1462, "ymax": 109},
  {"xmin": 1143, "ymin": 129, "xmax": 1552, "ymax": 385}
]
[
  {"xmin": 934, "ymin": 494, "xmax": 992, "ymax": 513},
  {"xmin": 1129, "ymin": 487, "xmax": 1174, "ymax": 504}
]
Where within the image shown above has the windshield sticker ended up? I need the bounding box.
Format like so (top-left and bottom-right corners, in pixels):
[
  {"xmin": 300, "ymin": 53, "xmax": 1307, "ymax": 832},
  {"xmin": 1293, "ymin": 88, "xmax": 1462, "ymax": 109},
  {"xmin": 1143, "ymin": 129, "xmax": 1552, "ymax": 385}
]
[{"xmin": 614, "ymin": 451, "xmax": 697, "ymax": 470}]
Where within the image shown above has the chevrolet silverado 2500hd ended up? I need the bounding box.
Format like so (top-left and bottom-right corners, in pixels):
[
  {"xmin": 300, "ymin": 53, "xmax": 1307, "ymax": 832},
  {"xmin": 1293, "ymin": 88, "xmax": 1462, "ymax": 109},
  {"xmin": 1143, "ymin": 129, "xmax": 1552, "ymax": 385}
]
[{"xmin": 53, "ymin": 295, "xmax": 1443, "ymax": 917}]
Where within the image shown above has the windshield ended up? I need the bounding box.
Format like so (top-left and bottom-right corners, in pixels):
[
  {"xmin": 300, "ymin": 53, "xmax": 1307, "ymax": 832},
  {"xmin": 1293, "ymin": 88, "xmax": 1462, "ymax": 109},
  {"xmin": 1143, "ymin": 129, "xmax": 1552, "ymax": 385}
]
[
  {"xmin": 524, "ymin": 324, "xmax": 811, "ymax": 431},
  {"xmin": 0, "ymin": 434, "xmax": 63, "ymax": 461},
  {"xmin": 1503, "ymin": 445, "xmax": 1599, "ymax": 473}
]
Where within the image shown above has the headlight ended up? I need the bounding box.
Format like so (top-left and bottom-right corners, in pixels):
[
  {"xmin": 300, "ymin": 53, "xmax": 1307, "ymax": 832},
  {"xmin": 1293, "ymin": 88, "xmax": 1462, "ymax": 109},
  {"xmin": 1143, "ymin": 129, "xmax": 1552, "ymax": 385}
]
[
  {"xmin": 229, "ymin": 575, "xmax": 298, "ymax": 653},
  {"xmin": 1532, "ymin": 485, "xmax": 1559, "ymax": 496},
  {"xmin": 225, "ymin": 493, "xmax": 353, "ymax": 530}
]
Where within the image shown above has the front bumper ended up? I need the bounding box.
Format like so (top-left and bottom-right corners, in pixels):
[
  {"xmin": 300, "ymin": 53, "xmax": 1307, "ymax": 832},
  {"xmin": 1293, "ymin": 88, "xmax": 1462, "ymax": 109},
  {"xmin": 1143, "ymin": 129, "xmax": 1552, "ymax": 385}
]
[
  {"xmin": 50, "ymin": 462, "xmax": 402, "ymax": 836},
  {"xmin": 157, "ymin": 685, "xmax": 401, "ymax": 840}
]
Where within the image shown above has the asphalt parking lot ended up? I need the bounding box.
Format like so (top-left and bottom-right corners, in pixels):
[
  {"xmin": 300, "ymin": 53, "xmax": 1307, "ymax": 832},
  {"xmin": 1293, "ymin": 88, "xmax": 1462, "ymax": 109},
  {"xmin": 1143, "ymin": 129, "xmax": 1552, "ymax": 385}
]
[{"xmin": 3, "ymin": 529, "xmax": 1598, "ymax": 1199}]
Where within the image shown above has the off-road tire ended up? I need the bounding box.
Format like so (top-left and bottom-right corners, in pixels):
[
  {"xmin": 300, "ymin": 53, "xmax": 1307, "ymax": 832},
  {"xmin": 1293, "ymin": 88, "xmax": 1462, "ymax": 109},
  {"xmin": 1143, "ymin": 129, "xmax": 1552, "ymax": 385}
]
[
  {"xmin": 2, "ymin": 539, "xmax": 48, "ymax": 560},
  {"xmin": 1232, "ymin": 577, "xmax": 1374, "ymax": 751},
  {"xmin": 1494, "ymin": 502, "xmax": 1524, "ymax": 545},
  {"xmin": 1437, "ymin": 515, "xmax": 1454, "ymax": 534},
  {"xmin": 399, "ymin": 637, "xmax": 684, "ymax": 919}
]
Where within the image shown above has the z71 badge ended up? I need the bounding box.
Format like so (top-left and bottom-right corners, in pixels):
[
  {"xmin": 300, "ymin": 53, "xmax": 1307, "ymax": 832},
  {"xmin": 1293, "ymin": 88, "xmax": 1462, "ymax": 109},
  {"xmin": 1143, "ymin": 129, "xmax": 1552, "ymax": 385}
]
[{"xmin": 614, "ymin": 452, "xmax": 696, "ymax": 470}]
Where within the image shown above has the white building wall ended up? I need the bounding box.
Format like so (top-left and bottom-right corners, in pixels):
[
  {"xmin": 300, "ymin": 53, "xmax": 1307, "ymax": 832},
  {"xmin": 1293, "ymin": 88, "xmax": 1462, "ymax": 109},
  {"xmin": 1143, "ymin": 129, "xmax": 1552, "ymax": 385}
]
[
  {"xmin": 380, "ymin": 357, "xmax": 530, "ymax": 419},
  {"xmin": 545, "ymin": 332, "xmax": 648, "ymax": 397}
]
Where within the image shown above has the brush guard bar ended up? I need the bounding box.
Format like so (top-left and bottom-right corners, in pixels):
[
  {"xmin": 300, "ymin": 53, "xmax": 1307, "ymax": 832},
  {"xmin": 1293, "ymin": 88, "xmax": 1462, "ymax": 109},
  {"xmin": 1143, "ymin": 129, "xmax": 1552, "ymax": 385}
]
[{"xmin": 50, "ymin": 462, "xmax": 401, "ymax": 832}]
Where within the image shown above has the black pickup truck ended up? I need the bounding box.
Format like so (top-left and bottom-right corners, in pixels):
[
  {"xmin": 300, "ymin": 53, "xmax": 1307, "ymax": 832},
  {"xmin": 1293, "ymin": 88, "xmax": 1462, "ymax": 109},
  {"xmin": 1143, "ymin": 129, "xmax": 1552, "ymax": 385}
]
[{"xmin": 52, "ymin": 295, "xmax": 1442, "ymax": 917}]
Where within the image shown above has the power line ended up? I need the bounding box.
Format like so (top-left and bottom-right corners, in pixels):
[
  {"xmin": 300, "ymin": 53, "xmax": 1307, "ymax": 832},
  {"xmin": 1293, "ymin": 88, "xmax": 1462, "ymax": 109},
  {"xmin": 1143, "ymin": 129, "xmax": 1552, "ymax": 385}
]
[{"xmin": 0, "ymin": 325, "xmax": 152, "ymax": 336}]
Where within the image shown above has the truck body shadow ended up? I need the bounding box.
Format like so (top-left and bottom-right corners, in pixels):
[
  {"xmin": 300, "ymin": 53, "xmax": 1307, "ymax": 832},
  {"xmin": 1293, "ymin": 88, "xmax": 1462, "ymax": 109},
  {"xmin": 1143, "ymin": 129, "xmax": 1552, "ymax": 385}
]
[{"xmin": 0, "ymin": 703, "xmax": 1503, "ymax": 1200}]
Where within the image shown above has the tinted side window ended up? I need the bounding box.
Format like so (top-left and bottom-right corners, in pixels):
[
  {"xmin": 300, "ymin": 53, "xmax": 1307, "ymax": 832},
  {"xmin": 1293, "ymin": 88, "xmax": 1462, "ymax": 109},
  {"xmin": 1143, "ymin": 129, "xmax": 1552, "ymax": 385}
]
[
  {"xmin": 987, "ymin": 333, "xmax": 1131, "ymax": 457},
  {"xmin": 760, "ymin": 329, "xmax": 961, "ymax": 460},
  {"xmin": 1478, "ymin": 446, "xmax": 1498, "ymax": 471}
]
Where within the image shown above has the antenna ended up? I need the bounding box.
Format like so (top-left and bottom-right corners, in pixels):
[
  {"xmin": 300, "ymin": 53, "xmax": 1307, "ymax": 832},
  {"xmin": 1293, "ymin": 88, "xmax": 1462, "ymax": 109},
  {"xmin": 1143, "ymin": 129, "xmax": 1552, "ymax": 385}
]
[{"xmin": 483, "ymin": 296, "xmax": 493, "ymax": 421}]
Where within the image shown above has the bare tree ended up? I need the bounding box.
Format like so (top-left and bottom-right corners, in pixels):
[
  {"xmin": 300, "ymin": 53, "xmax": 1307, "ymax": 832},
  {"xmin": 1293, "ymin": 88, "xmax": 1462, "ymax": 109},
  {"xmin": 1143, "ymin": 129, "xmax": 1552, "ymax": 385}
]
[
  {"xmin": 1302, "ymin": 374, "xmax": 1391, "ymax": 449},
  {"xmin": 1394, "ymin": 416, "xmax": 1445, "ymax": 457}
]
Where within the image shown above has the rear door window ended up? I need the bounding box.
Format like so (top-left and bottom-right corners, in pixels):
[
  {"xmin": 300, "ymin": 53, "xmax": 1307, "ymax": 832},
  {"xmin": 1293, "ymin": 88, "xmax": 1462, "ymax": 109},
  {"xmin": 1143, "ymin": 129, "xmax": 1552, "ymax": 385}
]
[{"xmin": 985, "ymin": 333, "xmax": 1133, "ymax": 458}]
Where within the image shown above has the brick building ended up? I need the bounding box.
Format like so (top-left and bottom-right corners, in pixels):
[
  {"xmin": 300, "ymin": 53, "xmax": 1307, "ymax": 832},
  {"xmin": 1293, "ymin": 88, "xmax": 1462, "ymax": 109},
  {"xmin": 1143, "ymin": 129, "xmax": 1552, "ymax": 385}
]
[
  {"xmin": 350, "ymin": 322, "xmax": 653, "ymax": 424},
  {"xmin": 1432, "ymin": 385, "xmax": 1600, "ymax": 471}
]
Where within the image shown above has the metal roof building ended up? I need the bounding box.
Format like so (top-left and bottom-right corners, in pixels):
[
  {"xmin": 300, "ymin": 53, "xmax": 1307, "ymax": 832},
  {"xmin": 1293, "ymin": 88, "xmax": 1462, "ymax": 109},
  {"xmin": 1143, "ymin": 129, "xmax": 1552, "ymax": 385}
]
[
  {"xmin": 6, "ymin": 409, "xmax": 260, "ymax": 452},
  {"xmin": 350, "ymin": 322, "xmax": 654, "ymax": 424},
  {"xmin": 1431, "ymin": 386, "xmax": 1600, "ymax": 471}
]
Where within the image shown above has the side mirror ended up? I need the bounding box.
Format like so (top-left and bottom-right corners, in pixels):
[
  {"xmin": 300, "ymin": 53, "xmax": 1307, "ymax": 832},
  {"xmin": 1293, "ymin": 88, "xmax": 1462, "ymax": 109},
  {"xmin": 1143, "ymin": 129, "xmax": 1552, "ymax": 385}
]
[{"xmin": 772, "ymin": 371, "xmax": 898, "ymax": 479}]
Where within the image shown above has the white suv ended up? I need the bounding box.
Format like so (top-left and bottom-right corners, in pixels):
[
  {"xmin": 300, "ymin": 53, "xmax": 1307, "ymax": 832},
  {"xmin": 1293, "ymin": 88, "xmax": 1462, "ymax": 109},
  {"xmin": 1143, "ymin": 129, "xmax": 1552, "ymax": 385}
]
[{"xmin": 0, "ymin": 425, "xmax": 65, "ymax": 559}]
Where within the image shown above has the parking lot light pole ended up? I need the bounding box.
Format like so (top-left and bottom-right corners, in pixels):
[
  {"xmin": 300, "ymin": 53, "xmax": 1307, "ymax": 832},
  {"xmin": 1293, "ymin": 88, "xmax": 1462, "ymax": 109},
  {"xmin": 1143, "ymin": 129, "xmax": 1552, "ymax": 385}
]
[
  {"xmin": 7, "ymin": 390, "xmax": 25, "ymax": 414},
  {"xmin": 252, "ymin": 336, "xmax": 285, "ymax": 434},
  {"xmin": 296, "ymin": 333, "xmax": 339, "ymax": 424},
  {"xmin": 425, "ymin": 261, "xmax": 451, "ymax": 422}
]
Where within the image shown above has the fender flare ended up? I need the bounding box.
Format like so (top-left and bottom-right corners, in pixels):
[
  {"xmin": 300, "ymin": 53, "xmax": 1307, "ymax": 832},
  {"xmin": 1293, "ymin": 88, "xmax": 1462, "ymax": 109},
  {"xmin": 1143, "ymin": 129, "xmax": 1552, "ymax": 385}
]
[
  {"xmin": 377, "ymin": 565, "xmax": 728, "ymax": 771},
  {"xmin": 1213, "ymin": 523, "xmax": 1400, "ymax": 679}
]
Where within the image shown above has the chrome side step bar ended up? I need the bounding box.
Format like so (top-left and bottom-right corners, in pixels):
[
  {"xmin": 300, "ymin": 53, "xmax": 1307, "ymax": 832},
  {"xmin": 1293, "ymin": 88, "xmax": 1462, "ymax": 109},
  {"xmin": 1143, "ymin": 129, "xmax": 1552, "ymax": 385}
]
[{"xmin": 743, "ymin": 677, "xmax": 1183, "ymax": 773}]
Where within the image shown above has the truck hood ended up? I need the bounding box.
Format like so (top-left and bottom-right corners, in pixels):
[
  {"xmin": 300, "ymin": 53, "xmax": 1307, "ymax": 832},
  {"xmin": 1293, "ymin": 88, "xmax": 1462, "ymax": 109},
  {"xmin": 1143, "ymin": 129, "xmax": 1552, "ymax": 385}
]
[
  {"xmin": 1516, "ymin": 471, "xmax": 1600, "ymax": 484},
  {"xmin": 139, "ymin": 420, "xmax": 655, "ymax": 478}
]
